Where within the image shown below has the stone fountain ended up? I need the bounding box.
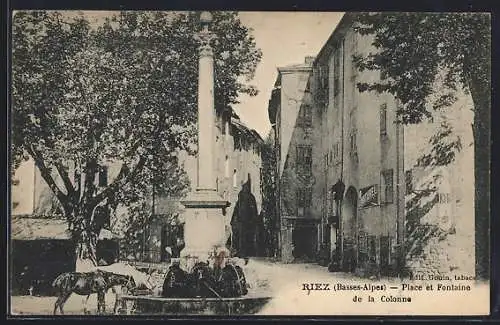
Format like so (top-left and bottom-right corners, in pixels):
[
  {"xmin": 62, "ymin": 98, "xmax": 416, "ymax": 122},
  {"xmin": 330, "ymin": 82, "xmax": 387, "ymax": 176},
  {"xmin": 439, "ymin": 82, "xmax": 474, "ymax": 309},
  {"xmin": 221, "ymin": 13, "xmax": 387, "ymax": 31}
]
[{"xmin": 119, "ymin": 12, "xmax": 271, "ymax": 315}]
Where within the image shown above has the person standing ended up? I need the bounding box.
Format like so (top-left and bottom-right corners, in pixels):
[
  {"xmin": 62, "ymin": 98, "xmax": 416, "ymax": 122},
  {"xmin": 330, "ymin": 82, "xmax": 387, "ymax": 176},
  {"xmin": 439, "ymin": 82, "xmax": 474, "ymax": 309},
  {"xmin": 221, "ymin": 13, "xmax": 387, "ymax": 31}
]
[{"xmin": 230, "ymin": 179, "xmax": 258, "ymax": 258}]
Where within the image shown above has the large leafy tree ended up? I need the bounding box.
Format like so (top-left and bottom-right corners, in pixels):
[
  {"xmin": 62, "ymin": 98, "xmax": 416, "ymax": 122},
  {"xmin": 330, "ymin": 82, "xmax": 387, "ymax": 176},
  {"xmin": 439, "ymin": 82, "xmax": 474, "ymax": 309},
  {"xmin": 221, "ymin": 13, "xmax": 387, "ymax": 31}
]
[
  {"xmin": 11, "ymin": 11, "xmax": 262, "ymax": 265},
  {"xmin": 353, "ymin": 12, "xmax": 490, "ymax": 279}
]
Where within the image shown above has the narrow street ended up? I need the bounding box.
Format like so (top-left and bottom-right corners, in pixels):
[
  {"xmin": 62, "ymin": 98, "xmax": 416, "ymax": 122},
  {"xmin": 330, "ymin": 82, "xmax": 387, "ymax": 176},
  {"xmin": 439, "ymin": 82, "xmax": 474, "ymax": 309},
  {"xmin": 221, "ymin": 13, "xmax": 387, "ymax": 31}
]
[
  {"xmin": 244, "ymin": 258, "xmax": 355, "ymax": 297},
  {"xmin": 246, "ymin": 259, "xmax": 488, "ymax": 316}
]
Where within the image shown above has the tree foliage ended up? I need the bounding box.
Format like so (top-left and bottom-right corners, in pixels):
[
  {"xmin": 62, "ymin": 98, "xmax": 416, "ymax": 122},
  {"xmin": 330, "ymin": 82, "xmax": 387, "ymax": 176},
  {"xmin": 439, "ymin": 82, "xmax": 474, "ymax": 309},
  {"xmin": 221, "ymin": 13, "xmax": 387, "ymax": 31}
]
[
  {"xmin": 11, "ymin": 10, "xmax": 262, "ymax": 264},
  {"xmin": 352, "ymin": 12, "xmax": 490, "ymax": 279},
  {"xmin": 261, "ymin": 131, "xmax": 278, "ymax": 257},
  {"xmin": 353, "ymin": 12, "xmax": 490, "ymax": 124}
]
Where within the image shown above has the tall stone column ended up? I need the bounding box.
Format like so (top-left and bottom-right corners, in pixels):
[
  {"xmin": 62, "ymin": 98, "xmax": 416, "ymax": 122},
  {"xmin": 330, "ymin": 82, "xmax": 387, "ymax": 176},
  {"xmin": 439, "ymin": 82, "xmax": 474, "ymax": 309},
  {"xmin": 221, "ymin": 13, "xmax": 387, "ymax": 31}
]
[{"xmin": 179, "ymin": 11, "xmax": 230, "ymax": 272}]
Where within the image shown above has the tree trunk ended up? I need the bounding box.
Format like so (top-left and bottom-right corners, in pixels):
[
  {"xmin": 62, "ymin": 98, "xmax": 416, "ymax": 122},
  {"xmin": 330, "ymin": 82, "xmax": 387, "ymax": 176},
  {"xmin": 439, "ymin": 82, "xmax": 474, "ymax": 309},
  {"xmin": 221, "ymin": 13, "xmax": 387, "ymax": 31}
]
[
  {"xmin": 75, "ymin": 228, "xmax": 99, "ymax": 269},
  {"xmin": 69, "ymin": 207, "xmax": 100, "ymax": 270},
  {"xmin": 471, "ymin": 82, "xmax": 491, "ymax": 281}
]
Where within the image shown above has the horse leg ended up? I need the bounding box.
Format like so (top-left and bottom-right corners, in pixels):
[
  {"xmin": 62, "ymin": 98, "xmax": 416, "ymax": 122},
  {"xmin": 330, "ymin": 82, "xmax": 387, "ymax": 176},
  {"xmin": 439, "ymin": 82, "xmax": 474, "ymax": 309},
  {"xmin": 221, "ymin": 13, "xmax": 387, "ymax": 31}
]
[
  {"xmin": 58, "ymin": 292, "xmax": 71, "ymax": 315},
  {"xmin": 53, "ymin": 294, "xmax": 62, "ymax": 315},
  {"xmin": 97, "ymin": 291, "xmax": 106, "ymax": 314},
  {"xmin": 112, "ymin": 286, "xmax": 121, "ymax": 315},
  {"xmin": 83, "ymin": 295, "xmax": 91, "ymax": 314}
]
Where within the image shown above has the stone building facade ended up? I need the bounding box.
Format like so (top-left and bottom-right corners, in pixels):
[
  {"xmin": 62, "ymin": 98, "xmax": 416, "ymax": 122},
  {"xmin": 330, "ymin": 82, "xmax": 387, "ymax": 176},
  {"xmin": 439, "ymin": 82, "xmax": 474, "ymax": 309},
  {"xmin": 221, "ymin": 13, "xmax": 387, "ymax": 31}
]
[
  {"xmin": 147, "ymin": 109, "xmax": 264, "ymax": 262},
  {"xmin": 12, "ymin": 159, "xmax": 121, "ymax": 220},
  {"xmin": 268, "ymin": 56, "xmax": 319, "ymax": 263},
  {"xmin": 12, "ymin": 108, "xmax": 264, "ymax": 264},
  {"xmin": 311, "ymin": 14, "xmax": 405, "ymax": 275},
  {"xmin": 268, "ymin": 13, "xmax": 474, "ymax": 276}
]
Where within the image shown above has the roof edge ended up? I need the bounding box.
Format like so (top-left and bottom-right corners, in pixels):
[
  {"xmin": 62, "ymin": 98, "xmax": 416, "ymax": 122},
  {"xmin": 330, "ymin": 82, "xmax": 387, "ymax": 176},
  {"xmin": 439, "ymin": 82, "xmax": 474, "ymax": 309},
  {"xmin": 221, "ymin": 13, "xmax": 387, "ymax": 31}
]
[
  {"xmin": 278, "ymin": 65, "xmax": 313, "ymax": 74},
  {"xmin": 314, "ymin": 12, "xmax": 356, "ymax": 65}
]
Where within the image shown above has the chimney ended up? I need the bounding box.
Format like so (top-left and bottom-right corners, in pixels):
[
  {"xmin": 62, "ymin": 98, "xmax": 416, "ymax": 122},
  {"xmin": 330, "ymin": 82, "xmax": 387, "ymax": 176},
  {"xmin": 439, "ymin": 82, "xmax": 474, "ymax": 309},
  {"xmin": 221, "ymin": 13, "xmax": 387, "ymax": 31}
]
[{"xmin": 305, "ymin": 56, "xmax": 316, "ymax": 65}]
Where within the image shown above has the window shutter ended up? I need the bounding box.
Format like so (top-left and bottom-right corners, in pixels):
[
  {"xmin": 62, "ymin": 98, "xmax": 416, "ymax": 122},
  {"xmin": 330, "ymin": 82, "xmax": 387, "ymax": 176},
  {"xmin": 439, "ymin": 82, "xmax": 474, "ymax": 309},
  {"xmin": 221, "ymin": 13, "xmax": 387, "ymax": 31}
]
[
  {"xmin": 405, "ymin": 170, "xmax": 413, "ymax": 194},
  {"xmin": 381, "ymin": 169, "xmax": 394, "ymax": 204},
  {"xmin": 380, "ymin": 103, "xmax": 387, "ymax": 135},
  {"xmin": 98, "ymin": 166, "xmax": 108, "ymax": 187}
]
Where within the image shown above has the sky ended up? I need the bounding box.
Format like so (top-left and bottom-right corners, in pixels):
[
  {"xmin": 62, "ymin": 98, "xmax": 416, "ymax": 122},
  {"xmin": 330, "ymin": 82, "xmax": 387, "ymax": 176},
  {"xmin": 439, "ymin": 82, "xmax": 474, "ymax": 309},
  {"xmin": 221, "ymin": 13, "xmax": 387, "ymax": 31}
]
[{"xmin": 236, "ymin": 12, "xmax": 344, "ymax": 138}]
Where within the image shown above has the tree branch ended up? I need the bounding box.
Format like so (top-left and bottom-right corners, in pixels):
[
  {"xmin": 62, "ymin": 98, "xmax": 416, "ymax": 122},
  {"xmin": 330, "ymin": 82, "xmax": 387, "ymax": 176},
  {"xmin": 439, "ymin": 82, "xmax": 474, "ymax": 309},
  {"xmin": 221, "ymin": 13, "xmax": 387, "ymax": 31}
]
[
  {"xmin": 26, "ymin": 144, "xmax": 69, "ymax": 213},
  {"xmin": 74, "ymin": 161, "xmax": 83, "ymax": 200},
  {"xmin": 54, "ymin": 160, "xmax": 76, "ymax": 197},
  {"xmin": 90, "ymin": 109, "xmax": 168, "ymax": 208},
  {"xmin": 92, "ymin": 154, "xmax": 148, "ymax": 207}
]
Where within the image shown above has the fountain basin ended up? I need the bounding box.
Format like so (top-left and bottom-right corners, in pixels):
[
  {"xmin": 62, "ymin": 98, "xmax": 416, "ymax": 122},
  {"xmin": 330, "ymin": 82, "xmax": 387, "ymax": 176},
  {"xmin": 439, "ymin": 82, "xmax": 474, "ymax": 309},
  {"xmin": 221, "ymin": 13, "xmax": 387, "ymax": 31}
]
[{"xmin": 119, "ymin": 295, "xmax": 272, "ymax": 315}]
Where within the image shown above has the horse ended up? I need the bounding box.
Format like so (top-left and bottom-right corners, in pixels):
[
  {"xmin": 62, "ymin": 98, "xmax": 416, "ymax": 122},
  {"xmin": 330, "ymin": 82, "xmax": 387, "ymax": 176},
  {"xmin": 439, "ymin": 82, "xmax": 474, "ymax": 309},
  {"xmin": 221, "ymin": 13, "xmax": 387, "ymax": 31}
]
[
  {"xmin": 98, "ymin": 270, "xmax": 136, "ymax": 314},
  {"xmin": 52, "ymin": 270, "xmax": 135, "ymax": 315}
]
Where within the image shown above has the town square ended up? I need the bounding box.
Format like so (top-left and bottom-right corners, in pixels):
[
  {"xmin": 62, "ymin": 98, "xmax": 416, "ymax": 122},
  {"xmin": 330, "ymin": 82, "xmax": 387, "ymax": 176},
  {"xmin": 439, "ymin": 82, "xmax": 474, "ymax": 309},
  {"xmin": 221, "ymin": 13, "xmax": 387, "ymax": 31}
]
[{"xmin": 9, "ymin": 10, "xmax": 490, "ymax": 316}]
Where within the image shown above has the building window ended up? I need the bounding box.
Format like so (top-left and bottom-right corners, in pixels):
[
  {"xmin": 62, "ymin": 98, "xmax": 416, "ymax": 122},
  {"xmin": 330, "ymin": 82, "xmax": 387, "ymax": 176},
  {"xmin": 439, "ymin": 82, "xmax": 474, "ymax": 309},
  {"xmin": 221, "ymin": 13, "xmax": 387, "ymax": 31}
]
[
  {"xmin": 439, "ymin": 193, "xmax": 450, "ymax": 204},
  {"xmin": 328, "ymin": 189, "xmax": 338, "ymax": 217},
  {"xmin": 296, "ymin": 145, "xmax": 312, "ymax": 173},
  {"xmin": 380, "ymin": 103, "xmax": 387, "ymax": 135},
  {"xmin": 225, "ymin": 155, "xmax": 230, "ymax": 178},
  {"xmin": 333, "ymin": 46, "xmax": 341, "ymax": 97},
  {"xmin": 98, "ymin": 166, "xmax": 108, "ymax": 187},
  {"xmin": 221, "ymin": 114, "xmax": 227, "ymax": 135},
  {"xmin": 225, "ymin": 119, "xmax": 230, "ymax": 143},
  {"xmin": 381, "ymin": 169, "xmax": 394, "ymax": 204},
  {"xmin": 405, "ymin": 170, "xmax": 413, "ymax": 194},
  {"xmin": 297, "ymin": 187, "xmax": 312, "ymax": 217},
  {"xmin": 381, "ymin": 69, "xmax": 388, "ymax": 80},
  {"xmin": 319, "ymin": 65, "xmax": 329, "ymax": 90},
  {"xmin": 350, "ymin": 109, "xmax": 356, "ymax": 128},
  {"xmin": 333, "ymin": 142, "xmax": 340, "ymax": 161},
  {"xmin": 233, "ymin": 169, "xmax": 238, "ymax": 188},
  {"xmin": 299, "ymin": 104, "xmax": 312, "ymax": 127},
  {"xmin": 318, "ymin": 65, "xmax": 329, "ymax": 106},
  {"xmin": 350, "ymin": 131, "xmax": 357, "ymax": 156},
  {"xmin": 350, "ymin": 35, "xmax": 358, "ymax": 81}
]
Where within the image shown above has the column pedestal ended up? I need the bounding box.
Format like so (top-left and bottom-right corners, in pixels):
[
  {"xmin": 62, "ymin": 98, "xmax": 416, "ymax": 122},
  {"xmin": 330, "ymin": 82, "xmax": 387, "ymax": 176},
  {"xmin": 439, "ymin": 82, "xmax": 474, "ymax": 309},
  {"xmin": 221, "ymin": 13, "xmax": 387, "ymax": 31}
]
[{"xmin": 179, "ymin": 190, "xmax": 229, "ymax": 272}]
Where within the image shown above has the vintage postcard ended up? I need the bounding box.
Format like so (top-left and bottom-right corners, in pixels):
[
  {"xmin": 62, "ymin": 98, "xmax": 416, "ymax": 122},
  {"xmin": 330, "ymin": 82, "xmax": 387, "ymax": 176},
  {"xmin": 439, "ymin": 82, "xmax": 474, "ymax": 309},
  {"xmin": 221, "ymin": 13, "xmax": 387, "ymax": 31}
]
[{"xmin": 9, "ymin": 10, "xmax": 490, "ymax": 316}]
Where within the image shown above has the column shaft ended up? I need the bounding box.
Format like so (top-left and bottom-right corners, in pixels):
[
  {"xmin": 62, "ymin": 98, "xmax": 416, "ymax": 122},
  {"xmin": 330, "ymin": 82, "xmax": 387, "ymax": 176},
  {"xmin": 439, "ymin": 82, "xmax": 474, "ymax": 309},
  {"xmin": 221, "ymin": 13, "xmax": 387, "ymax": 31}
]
[{"xmin": 197, "ymin": 50, "xmax": 216, "ymax": 191}]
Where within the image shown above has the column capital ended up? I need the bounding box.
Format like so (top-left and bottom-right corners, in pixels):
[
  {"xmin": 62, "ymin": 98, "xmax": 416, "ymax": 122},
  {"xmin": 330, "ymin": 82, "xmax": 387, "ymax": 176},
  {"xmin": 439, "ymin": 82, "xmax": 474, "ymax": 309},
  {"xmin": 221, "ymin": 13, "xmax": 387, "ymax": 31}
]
[
  {"xmin": 199, "ymin": 45, "xmax": 214, "ymax": 57},
  {"xmin": 194, "ymin": 30, "xmax": 216, "ymax": 57}
]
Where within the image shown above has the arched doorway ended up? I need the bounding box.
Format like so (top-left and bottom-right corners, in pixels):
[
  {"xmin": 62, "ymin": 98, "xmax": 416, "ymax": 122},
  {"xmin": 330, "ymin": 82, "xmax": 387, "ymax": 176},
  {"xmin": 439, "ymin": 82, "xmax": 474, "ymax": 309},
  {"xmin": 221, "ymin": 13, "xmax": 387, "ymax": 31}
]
[{"xmin": 342, "ymin": 186, "xmax": 358, "ymax": 272}]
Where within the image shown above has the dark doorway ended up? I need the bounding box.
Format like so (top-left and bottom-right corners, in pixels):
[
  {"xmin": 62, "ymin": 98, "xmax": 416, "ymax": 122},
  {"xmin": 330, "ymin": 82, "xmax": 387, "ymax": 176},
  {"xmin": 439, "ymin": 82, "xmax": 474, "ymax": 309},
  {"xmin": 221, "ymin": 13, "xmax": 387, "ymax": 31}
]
[
  {"xmin": 11, "ymin": 239, "xmax": 76, "ymax": 296},
  {"xmin": 342, "ymin": 186, "xmax": 358, "ymax": 272},
  {"xmin": 380, "ymin": 236, "xmax": 391, "ymax": 275},
  {"xmin": 292, "ymin": 221, "xmax": 318, "ymax": 262},
  {"xmin": 161, "ymin": 222, "xmax": 184, "ymax": 262}
]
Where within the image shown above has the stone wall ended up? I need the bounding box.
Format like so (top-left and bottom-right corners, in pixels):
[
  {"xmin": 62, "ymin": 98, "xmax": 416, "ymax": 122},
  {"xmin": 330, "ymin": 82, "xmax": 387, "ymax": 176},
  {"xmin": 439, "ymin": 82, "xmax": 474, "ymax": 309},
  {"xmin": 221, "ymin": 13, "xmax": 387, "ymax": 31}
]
[{"xmin": 403, "ymin": 88, "xmax": 475, "ymax": 277}]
